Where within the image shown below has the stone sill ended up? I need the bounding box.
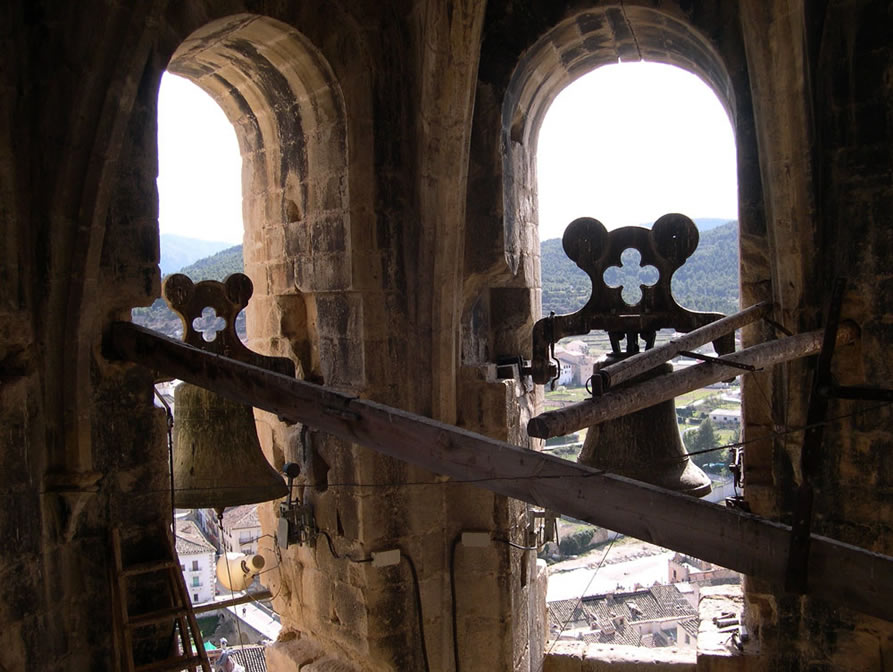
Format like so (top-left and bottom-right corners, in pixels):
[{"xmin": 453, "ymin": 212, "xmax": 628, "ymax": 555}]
[{"xmin": 543, "ymin": 641, "xmax": 697, "ymax": 671}]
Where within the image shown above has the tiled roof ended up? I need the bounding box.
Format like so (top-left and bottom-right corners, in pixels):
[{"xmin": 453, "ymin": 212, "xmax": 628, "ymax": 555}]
[
  {"xmin": 222, "ymin": 504, "xmax": 260, "ymax": 530},
  {"xmin": 548, "ymin": 586, "xmax": 697, "ymax": 648},
  {"xmin": 680, "ymin": 617, "xmax": 699, "ymax": 638},
  {"xmin": 548, "ymin": 598, "xmax": 591, "ymax": 632},
  {"xmin": 212, "ymin": 645, "xmax": 268, "ymax": 672},
  {"xmin": 175, "ymin": 519, "xmax": 216, "ymax": 555}
]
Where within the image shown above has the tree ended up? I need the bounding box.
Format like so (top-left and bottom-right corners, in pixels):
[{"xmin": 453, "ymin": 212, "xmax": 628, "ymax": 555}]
[
  {"xmin": 684, "ymin": 418, "xmax": 721, "ymax": 470},
  {"xmin": 688, "ymin": 418, "xmax": 717, "ymax": 455}
]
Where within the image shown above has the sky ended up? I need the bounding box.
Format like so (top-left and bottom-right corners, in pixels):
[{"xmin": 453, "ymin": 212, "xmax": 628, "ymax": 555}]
[
  {"xmin": 157, "ymin": 73, "xmax": 244, "ymax": 244},
  {"xmin": 156, "ymin": 61, "xmax": 737, "ymax": 245},
  {"xmin": 536, "ymin": 61, "xmax": 738, "ymax": 242}
]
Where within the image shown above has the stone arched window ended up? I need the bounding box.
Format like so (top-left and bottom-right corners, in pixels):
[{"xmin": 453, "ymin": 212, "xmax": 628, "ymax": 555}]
[
  {"xmin": 166, "ymin": 14, "xmax": 351, "ymax": 383},
  {"xmin": 501, "ymin": 5, "xmax": 738, "ymax": 277}
]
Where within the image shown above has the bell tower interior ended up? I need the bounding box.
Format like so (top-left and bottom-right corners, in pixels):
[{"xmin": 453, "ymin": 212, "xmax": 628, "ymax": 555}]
[{"xmin": 1, "ymin": 1, "xmax": 891, "ymax": 671}]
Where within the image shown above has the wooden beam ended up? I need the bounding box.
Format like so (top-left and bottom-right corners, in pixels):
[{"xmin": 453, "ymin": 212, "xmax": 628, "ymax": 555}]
[
  {"xmin": 527, "ymin": 324, "xmax": 859, "ymax": 439},
  {"xmin": 106, "ymin": 321, "xmax": 892, "ymax": 623},
  {"xmin": 591, "ymin": 301, "xmax": 772, "ymax": 394}
]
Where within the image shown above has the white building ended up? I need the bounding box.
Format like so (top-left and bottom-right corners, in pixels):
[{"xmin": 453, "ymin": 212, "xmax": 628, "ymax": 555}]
[
  {"xmin": 708, "ymin": 408, "xmax": 741, "ymax": 428},
  {"xmin": 553, "ymin": 347, "xmax": 592, "ymax": 387},
  {"xmin": 221, "ymin": 504, "xmax": 262, "ymax": 555},
  {"xmin": 175, "ymin": 519, "xmax": 217, "ymax": 604}
]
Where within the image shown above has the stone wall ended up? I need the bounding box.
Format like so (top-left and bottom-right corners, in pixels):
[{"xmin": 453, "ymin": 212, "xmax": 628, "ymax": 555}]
[{"xmin": 0, "ymin": 1, "xmax": 890, "ymax": 671}]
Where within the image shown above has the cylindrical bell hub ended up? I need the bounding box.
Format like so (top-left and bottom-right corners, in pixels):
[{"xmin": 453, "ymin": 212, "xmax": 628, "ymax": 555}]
[
  {"xmin": 579, "ymin": 361, "xmax": 711, "ymax": 497},
  {"xmin": 173, "ymin": 383, "xmax": 288, "ymax": 509}
]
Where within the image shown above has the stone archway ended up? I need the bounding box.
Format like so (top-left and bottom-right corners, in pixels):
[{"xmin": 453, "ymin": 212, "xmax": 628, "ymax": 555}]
[
  {"xmin": 167, "ymin": 14, "xmax": 352, "ymax": 384},
  {"xmin": 501, "ymin": 5, "xmax": 737, "ymax": 276}
]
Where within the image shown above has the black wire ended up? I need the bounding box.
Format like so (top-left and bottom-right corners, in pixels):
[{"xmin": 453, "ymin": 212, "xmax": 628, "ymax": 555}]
[
  {"xmin": 449, "ymin": 534, "xmax": 462, "ymax": 672},
  {"xmin": 316, "ymin": 530, "xmax": 372, "ymax": 564},
  {"xmin": 316, "ymin": 533, "xmax": 426, "ymax": 670},
  {"xmin": 401, "ymin": 552, "xmax": 431, "ymax": 672},
  {"xmin": 493, "ymin": 538, "xmax": 539, "ymax": 551},
  {"xmin": 48, "ymin": 399, "xmax": 887, "ymax": 499}
]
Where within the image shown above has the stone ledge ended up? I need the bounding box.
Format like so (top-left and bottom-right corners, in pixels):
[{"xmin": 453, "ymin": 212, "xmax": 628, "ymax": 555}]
[
  {"xmin": 544, "ymin": 640, "xmax": 697, "ymax": 671},
  {"xmin": 697, "ymin": 585, "xmax": 760, "ymax": 671},
  {"xmin": 265, "ymin": 633, "xmax": 360, "ymax": 672}
]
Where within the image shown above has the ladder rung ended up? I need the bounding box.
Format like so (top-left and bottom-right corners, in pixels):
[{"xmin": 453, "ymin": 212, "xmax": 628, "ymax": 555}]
[
  {"xmin": 135, "ymin": 653, "xmax": 205, "ymax": 672},
  {"xmin": 122, "ymin": 559, "xmax": 179, "ymax": 577},
  {"xmin": 127, "ymin": 605, "xmax": 190, "ymax": 628}
]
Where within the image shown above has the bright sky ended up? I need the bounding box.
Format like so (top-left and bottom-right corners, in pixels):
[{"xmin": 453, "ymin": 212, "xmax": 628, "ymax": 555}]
[
  {"xmin": 157, "ymin": 61, "xmax": 737, "ymax": 246},
  {"xmin": 536, "ymin": 62, "xmax": 738, "ymax": 242},
  {"xmin": 157, "ymin": 73, "xmax": 244, "ymax": 244}
]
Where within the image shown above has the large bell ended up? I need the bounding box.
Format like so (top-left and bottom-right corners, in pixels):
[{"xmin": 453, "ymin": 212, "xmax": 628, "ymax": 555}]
[
  {"xmin": 173, "ymin": 382, "xmax": 288, "ymax": 511},
  {"xmin": 578, "ymin": 360, "xmax": 711, "ymax": 497}
]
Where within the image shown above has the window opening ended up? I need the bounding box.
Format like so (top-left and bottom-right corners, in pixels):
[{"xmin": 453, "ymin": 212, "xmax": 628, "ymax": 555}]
[
  {"xmin": 536, "ymin": 62, "xmax": 741, "ymax": 650},
  {"xmin": 151, "ymin": 72, "xmax": 284, "ymax": 648},
  {"xmin": 131, "ymin": 72, "xmax": 246, "ymax": 343}
]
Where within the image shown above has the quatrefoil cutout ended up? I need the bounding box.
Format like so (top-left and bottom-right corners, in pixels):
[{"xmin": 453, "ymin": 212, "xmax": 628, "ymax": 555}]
[
  {"xmin": 604, "ymin": 248, "xmax": 659, "ymax": 307},
  {"xmin": 192, "ymin": 306, "xmax": 227, "ymax": 342}
]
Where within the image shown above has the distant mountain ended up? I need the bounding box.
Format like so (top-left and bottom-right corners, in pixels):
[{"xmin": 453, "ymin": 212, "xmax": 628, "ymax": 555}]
[
  {"xmin": 541, "ymin": 220, "xmax": 739, "ymax": 316},
  {"xmin": 159, "ymin": 234, "xmax": 235, "ymax": 276}
]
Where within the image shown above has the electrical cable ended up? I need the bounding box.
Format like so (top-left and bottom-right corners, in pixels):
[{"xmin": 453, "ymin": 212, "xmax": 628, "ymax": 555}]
[
  {"xmin": 401, "ymin": 552, "xmax": 431, "ymax": 672},
  {"xmin": 71, "ymin": 400, "xmax": 888, "ymax": 500},
  {"xmin": 316, "ymin": 529, "xmax": 373, "ymax": 564},
  {"xmin": 449, "ymin": 534, "xmax": 462, "ymax": 672},
  {"xmin": 316, "ymin": 531, "xmax": 426, "ymax": 670},
  {"xmin": 494, "ymin": 538, "xmax": 539, "ymax": 551}
]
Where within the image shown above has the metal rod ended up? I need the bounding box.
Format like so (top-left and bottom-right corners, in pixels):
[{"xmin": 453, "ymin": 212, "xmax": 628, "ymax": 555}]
[
  {"xmin": 591, "ymin": 301, "xmax": 772, "ymax": 395},
  {"xmin": 104, "ymin": 321, "xmax": 890, "ymax": 623},
  {"xmin": 528, "ymin": 323, "xmax": 859, "ymax": 440},
  {"xmin": 677, "ymin": 350, "xmax": 756, "ymax": 372},
  {"xmin": 192, "ymin": 591, "xmax": 274, "ymax": 615}
]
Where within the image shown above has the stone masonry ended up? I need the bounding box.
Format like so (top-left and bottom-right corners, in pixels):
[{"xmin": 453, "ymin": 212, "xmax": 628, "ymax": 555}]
[{"xmin": 1, "ymin": 1, "xmax": 891, "ymax": 671}]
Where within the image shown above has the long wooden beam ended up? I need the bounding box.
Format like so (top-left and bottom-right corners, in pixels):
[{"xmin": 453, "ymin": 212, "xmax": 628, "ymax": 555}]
[
  {"xmin": 528, "ymin": 323, "xmax": 859, "ymax": 439},
  {"xmin": 106, "ymin": 322, "xmax": 892, "ymax": 623}
]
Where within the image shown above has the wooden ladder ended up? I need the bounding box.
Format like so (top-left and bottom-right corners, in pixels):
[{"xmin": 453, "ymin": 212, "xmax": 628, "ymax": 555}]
[{"xmin": 111, "ymin": 528, "xmax": 212, "ymax": 672}]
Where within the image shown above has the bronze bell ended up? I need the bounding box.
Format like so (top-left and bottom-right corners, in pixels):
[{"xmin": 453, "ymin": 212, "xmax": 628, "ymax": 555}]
[
  {"xmin": 173, "ymin": 383, "xmax": 288, "ymax": 511},
  {"xmin": 161, "ymin": 273, "xmax": 297, "ymax": 514},
  {"xmin": 578, "ymin": 359, "xmax": 712, "ymax": 497}
]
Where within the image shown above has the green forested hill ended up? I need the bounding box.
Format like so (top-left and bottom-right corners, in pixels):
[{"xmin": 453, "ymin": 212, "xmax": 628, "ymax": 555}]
[
  {"xmin": 178, "ymin": 245, "xmax": 243, "ymax": 281},
  {"xmin": 541, "ymin": 221, "xmax": 739, "ymax": 316}
]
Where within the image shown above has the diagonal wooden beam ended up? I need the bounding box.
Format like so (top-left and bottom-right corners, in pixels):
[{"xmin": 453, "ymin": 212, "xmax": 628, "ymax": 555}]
[{"xmin": 105, "ymin": 321, "xmax": 893, "ymax": 623}]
